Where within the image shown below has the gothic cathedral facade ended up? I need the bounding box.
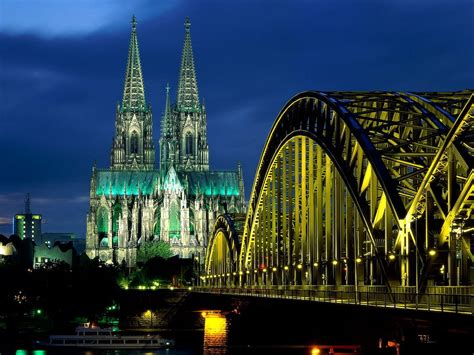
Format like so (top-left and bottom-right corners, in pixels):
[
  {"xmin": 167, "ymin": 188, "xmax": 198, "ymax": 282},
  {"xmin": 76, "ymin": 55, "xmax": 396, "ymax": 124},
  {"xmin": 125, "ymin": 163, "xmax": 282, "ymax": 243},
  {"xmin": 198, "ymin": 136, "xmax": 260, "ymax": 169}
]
[{"xmin": 85, "ymin": 17, "xmax": 246, "ymax": 266}]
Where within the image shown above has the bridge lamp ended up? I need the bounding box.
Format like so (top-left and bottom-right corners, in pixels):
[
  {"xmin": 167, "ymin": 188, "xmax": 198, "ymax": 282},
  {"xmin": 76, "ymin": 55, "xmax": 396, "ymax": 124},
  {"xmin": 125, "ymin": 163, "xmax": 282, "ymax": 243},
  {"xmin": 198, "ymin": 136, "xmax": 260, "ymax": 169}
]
[
  {"xmin": 388, "ymin": 253, "xmax": 396, "ymax": 261},
  {"xmin": 272, "ymin": 267, "xmax": 277, "ymax": 272},
  {"xmin": 332, "ymin": 260, "xmax": 338, "ymax": 266},
  {"xmin": 284, "ymin": 265, "xmax": 289, "ymax": 271},
  {"xmin": 239, "ymin": 271, "xmax": 243, "ymax": 276},
  {"xmin": 428, "ymin": 249, "xmax": 437, "ymax": 257},
  {"xmin": 356, "ymin": 257, "xmax": 363, "ymax": 264},
  {"xmin": 313, "ymin": 262, "xmax": 318, "ymax": 267},
  {"xmin": 226, "ymin": 273, "xmax": 230, "ymax": 277},
  {"xmin": 263, "ymin": 268, "xmax": 268, "ymax": 273},
  {"xmin": 246, "ymin": 270, "xmax": 250, "ymax": 274},
  {"xmin": 254, "ymin": 269, "xmax": 258, "ymax": 273},
  {"xmin": 297, "ymin": 264, "xmax": 303, "ymax": 270},
  {"xmin": 311, "ymin": 347, "xmax": 321, "ymax": 355}
]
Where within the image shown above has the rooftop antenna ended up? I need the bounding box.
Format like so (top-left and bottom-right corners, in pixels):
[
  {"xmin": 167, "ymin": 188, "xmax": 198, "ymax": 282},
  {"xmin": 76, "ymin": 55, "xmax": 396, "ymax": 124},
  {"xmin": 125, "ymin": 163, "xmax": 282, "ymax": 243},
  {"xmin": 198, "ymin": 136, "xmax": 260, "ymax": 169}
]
[{"xmin": 25, "ymin": 193, "xmax": 31, "ymax": 214}]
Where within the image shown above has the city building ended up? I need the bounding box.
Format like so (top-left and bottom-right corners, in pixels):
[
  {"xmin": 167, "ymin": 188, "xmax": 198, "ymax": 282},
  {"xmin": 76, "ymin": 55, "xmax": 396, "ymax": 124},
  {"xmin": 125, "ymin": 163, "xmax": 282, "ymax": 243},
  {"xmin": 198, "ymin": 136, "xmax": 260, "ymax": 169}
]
[
  {"xmin": 85, "ymin": 17, "xmax": 246, "ymax": 266},
  {"xmin": 41, "ymin": 233, "xmax": 86, "ymax": 254},
  {"xmin": 13, "ymin": 194, "xmax": 42, "ymax": 241}
]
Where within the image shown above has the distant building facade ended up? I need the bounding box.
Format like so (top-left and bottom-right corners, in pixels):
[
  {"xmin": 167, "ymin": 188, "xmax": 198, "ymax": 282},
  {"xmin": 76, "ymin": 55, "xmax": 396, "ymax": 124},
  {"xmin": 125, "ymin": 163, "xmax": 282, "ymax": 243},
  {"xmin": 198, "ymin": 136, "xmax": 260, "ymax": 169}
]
[
  {"xmin": 86, "ymin": 17, "xmax": 246, "ymax": 266},
  {"xmin": 13, "ymin": 194, "xmax": 42, "ymax": 241},
  {"xmin": 41, "ymin": 233, "xmax": 85, "ymax": 254},
  {"xmin": 34, "ymin": 243, "xmax": 75, "ymax": 269}
]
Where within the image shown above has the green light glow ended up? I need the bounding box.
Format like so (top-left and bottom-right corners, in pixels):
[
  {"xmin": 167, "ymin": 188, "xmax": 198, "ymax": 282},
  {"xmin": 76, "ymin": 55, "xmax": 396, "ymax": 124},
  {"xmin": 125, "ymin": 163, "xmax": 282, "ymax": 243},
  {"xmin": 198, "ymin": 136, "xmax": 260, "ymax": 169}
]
[
  {"xmin": 94, "ymin": 170, "xmax": 240, "ymax": 197},
  {"xmin": 169, "ymin": 200, "xmax": 181, "ymax": 239}
]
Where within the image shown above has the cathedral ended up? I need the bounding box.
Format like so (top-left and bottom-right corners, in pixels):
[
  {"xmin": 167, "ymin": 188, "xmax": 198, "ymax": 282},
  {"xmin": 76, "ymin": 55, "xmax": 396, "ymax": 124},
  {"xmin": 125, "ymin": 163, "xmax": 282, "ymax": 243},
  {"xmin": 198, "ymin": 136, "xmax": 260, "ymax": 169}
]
[{"xmin": 85, "ymin": 17, "xmax": 246, "ymax": 266}]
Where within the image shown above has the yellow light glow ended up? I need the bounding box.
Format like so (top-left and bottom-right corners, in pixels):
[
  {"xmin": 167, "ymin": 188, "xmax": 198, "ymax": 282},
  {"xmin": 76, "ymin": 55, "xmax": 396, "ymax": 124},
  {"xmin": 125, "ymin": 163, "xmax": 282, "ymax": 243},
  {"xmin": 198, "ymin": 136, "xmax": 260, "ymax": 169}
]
[
  {"xmin": 284, "ymin": 265, "xmax": 289, "ymax": 271},
  {"xmin": 239, "ymin": 271, "xmax": 243, "ymax": 275},
  {"xmin": 313, "ymin": 262, "xmax": 318, "ymax": 267},
  {"xmin": 272, "ymin": 267, "xmax": 277, "ymax": 272},
  {"xmin": 262, "ymin": 268, "xmax": 267, "ymax": 273},
  {"xmin": 254, "ymin": 269, "xmax": 257, "ymax": 273},
  {"xmin": 246, "ymin": 270, "xmax": 250, "ymax": 274},
  {"xmin": 201, "ymin": 311, "xmax": 207, "ymax": 318},
  {"xmin": 311, "ymin": 347, "xmax": 321, "ymax": 355},
  {"xmin": 297, "ymin": 264, "xmax": 302, "ymax": 270},
  {"xmin": 232, "ymin": 272, "xmax": 236, "ymax": 276},
  {"xmin": 332, "ymin": 260, "xmax": 338, "ymax": 265},
  {"xmin": 356, "ymin": 257, "xmax": 362, "ymax": 263},
  {"xmin": 389, "ymin": 254, "xmax": 396, "ymax": 261},
  {"xmin": 428, "ymin": 249, "xmax": 437, "ymax": 256},
  {"xmin": 204, "ymin": 313, "xmax": 228, "ymax": 349}
]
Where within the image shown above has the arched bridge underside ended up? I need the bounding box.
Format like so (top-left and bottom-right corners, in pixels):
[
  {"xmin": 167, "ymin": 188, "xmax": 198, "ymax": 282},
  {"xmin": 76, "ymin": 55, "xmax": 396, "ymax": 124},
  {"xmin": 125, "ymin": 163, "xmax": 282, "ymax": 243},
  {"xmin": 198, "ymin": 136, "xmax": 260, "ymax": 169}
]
[{"xmin": 205, "ymin": 91, "xmax": 474, "ymax": 294}]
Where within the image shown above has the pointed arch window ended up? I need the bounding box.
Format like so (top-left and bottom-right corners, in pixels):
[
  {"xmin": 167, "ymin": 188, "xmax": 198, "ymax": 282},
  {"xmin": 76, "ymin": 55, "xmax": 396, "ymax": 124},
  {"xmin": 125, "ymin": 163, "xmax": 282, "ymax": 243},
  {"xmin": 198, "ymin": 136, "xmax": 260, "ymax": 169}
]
[
  {"xmin": 131, "ymin": 131, "xmax": 139, "ymax": 154},
  {"xmin": 185, "ymin": 133, "xmax": 193, "ymax": 155}
]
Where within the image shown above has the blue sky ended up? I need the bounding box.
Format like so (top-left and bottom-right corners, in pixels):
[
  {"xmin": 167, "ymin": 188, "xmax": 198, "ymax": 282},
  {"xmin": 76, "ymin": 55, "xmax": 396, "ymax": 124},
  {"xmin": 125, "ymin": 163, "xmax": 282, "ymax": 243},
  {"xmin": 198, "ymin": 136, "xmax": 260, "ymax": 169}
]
[{"xmin": 0, "ymin": 0, "xmax": 472, "ymax": 237}]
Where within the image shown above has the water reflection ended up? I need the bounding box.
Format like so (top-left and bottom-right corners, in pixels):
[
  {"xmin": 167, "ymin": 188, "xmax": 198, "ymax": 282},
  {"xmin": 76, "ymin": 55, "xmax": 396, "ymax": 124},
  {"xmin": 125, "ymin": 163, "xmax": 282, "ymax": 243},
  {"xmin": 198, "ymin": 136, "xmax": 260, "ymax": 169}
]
[{"xmin": 202, "ymin": 311, "xmax": 228, "ymax": 354}]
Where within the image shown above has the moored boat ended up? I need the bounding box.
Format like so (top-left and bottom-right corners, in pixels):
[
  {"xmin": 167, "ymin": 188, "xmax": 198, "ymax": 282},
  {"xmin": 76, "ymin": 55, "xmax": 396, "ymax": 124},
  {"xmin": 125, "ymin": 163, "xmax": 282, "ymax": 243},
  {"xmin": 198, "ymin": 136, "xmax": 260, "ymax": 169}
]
[{"xmin": 36, "ymin": 322, "xmax": 175, "ymax": 349}]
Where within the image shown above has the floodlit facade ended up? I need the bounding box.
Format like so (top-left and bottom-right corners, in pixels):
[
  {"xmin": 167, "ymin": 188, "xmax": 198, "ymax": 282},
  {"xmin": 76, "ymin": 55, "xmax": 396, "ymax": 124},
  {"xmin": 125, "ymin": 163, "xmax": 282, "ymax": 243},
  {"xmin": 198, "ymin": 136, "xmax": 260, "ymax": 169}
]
[{"xmin": 86, "ymin": 17, "xmax": 246, "ymax": 266}]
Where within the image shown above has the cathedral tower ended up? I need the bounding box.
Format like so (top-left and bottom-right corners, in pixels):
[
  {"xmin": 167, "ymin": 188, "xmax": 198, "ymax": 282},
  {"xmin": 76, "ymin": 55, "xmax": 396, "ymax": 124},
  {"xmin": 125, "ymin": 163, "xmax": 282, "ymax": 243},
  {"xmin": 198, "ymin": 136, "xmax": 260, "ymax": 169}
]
[
  {"xmin": 111, "ymin": 16, "xmax": 155, "ymax": 170},
  {"xmin": 160, "ymin": 18, "xmax": 209, "ymax": 173}
]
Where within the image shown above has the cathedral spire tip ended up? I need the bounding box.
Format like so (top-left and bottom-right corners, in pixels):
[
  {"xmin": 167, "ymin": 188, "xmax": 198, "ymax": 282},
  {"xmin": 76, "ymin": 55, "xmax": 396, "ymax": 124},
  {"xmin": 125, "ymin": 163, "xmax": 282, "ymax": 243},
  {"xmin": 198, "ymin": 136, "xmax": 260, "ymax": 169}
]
[
  {"xmin": 122, "ymin": 14, "xmax": 146, "ymax": 110},
  {"xmin": 176, "ymin": 16, "xmax": 199, "ymax": 112}
]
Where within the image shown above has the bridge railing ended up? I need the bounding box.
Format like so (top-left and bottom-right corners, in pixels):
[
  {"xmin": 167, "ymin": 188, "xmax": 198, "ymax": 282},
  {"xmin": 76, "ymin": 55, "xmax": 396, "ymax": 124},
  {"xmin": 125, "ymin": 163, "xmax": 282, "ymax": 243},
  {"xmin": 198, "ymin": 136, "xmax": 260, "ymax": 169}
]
[{"xmin": 193, "ymin": 286, "xmax": 474, "ymax": 315}]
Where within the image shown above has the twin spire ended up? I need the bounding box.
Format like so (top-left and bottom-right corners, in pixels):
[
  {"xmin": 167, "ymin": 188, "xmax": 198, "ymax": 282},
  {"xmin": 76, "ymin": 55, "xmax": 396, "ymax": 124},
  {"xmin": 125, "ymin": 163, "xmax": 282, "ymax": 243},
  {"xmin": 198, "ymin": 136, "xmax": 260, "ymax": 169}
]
[
  {"xmin": 121, "ymin": 16, "xmax": 200, "ymax": 112},
  {"xmin": 176, "ymin": 17, "xmax": 200, "ymax": 112},
  {"xmin": 122, "ymin": 15, "xmax": 146, "ymax": 110}
]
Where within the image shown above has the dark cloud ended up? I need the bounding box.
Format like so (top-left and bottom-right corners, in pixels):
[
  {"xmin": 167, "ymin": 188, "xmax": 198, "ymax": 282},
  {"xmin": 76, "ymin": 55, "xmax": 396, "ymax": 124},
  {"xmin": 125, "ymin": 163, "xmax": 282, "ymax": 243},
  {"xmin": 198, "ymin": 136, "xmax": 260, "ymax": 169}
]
[{"xmin": 0, "ymin": 0, "xmax": 472, "ymax": 238}]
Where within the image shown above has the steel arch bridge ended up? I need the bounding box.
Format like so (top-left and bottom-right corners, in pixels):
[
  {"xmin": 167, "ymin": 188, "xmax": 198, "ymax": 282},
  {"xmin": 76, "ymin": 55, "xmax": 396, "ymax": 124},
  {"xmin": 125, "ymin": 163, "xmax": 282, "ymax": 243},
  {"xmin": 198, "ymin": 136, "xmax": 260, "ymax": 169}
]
[{"xmin": 204, "ymin": 90, "xmax": 474, "ymax": 292}]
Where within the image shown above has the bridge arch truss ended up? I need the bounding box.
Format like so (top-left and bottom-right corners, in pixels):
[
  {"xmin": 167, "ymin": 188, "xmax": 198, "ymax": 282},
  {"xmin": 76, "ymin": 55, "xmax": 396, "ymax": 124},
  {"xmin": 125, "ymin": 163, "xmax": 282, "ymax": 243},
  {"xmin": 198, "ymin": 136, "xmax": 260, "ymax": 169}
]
[{"xmin": 205, "ymin": 91, "xmax": 474, "ymax": 290}]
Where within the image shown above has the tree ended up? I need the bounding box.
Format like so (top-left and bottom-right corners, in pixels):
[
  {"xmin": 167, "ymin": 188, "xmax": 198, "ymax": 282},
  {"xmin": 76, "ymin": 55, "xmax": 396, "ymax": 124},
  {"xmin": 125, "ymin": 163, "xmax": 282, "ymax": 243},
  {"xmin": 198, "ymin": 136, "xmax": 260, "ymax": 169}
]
[{"xmin": 137, "ymin": 240, "xmax": 174, "ymax": 262}]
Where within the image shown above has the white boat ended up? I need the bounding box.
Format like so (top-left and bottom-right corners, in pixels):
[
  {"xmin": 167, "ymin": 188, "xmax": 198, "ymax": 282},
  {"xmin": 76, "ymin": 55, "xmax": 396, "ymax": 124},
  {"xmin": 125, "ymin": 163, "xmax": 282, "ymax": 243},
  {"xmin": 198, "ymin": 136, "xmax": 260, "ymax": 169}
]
[{"xmin": 37, "ymin": 322, "xmax": 175, "ymax": 349}]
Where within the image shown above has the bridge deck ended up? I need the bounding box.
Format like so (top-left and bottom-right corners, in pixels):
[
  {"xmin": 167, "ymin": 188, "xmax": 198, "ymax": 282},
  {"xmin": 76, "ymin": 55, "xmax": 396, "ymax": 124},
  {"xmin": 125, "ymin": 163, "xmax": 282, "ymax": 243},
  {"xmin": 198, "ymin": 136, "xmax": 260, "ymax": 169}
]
[{"xmin": 194, "ymin": 286, "xmax": 473, "ymax": 315}]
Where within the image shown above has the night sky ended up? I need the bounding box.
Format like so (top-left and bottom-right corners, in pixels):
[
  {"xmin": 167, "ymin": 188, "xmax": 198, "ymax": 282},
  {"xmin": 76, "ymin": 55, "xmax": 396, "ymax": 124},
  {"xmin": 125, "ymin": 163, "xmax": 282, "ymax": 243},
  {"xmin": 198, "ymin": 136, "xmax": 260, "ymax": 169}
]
[{"xmin": 0, "ymin": 0, "xmax": 472, "ymax": 238}]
